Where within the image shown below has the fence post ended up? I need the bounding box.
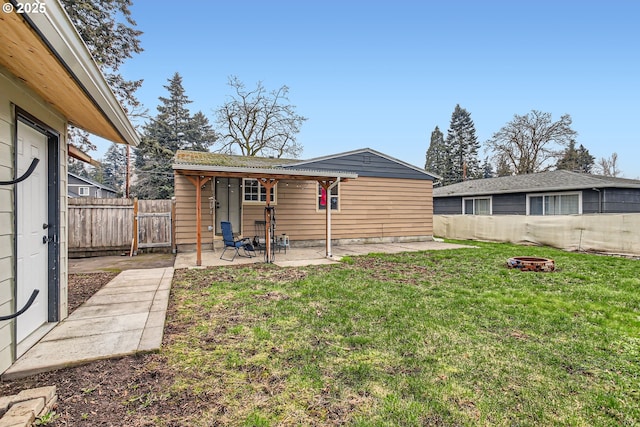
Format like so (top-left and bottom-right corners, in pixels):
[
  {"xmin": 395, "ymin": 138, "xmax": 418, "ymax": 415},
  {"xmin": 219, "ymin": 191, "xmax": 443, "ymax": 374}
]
[
  {"xmin": 133, "ymin": 197, "xmax": 139, "ymax": 255},
  {"xmin": 171, "ymin": 197, "xmax": 177, "ymax": 254}
]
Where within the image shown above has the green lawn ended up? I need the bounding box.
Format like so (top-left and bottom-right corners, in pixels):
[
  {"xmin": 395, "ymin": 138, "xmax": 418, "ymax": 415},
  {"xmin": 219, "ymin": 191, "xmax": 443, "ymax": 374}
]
[{"xmin": 167, "ymin": 241, "xmax": 640, "ymax": 426}]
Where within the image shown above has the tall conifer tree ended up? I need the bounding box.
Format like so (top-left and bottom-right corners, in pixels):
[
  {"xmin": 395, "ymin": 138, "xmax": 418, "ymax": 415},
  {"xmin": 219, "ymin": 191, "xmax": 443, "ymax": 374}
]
[
  {"xmin": 556, "ymin": 140, "xmax": 595, "ymax": 173},
  {"xmin": 101, "ymin": 142, "xmax": 128, "ymax": 196},
  {"xmin": 444, "ymin": 104, "xmax": 481, "ymax": 185},
  {"xmin": 132, "ymin": 73, "xmax": 216, "ymax": 199},
  {"xmin": 60, "ymin": 0, "xmax": 143, "ymax": 174},
  {"xmin": 424, "ymin": 126, "xmax": 447, "ymax": 182}
]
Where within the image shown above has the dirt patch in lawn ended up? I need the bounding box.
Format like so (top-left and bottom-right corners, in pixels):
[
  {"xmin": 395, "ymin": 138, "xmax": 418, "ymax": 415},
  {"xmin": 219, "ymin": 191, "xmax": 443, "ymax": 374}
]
[{"xmin": 66, "ymin": 272, "xmax": 119, "ymax": 313}]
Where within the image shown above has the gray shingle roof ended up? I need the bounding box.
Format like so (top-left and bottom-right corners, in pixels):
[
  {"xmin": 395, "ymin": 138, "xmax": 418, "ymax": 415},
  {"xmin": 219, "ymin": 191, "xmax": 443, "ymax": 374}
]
[{"xmin": 433, "ymin": 170, "xmax": 640, "ymax": 197}]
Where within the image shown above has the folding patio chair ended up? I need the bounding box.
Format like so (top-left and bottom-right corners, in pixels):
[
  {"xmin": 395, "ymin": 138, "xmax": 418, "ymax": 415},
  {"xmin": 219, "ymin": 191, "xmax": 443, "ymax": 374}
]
[
  {"xmin": 253, "ymin": 220, "xmax": 267, "ymax": 253},
  {"xmin": 220, "ymin": 221, "xmax": 256, "ymax": 261}
]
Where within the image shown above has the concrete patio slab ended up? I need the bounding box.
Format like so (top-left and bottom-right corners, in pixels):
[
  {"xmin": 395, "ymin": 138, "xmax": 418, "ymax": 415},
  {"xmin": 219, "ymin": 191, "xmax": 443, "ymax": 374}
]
[{"xmin": 174, "ymin": 240, "xmax": 473, "ymax": 269}]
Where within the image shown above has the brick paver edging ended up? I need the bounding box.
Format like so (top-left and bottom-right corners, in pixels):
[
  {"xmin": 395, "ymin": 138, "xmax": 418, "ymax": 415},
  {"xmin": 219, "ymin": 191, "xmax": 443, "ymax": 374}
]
[{"xmin": 0, "ymin": 386, "xmax": 57, "ymax": 427}]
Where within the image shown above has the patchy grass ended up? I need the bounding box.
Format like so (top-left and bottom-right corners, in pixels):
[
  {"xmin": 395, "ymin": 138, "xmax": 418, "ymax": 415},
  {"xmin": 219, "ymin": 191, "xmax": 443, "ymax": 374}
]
[{"xmin": 164, "ymin": 241, "xmax": 639, "ymax": 426}]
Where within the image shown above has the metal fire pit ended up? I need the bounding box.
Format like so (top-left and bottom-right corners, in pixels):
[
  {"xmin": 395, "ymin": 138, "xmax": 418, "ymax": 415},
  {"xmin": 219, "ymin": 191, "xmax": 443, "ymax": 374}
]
[{"xmin": 507, "ymin": 256, "xmax": 555, "ymax": 272}]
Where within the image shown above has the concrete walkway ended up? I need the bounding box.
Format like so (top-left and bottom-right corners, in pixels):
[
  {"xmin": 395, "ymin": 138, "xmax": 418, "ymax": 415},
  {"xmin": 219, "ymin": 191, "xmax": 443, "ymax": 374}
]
[{"xmin": 3, "ymin": 267, "xmax": 174, "ymax": 380}]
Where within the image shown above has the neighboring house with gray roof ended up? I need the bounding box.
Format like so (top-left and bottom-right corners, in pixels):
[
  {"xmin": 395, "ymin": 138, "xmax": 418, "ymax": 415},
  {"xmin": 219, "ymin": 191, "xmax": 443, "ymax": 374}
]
[
  {"xmin": 68, "ymin": 172, "xmax": 119, "ymax": 198},
  {"xmin": 434, "ymin": 170, "xmax": 640, "ymax": 215}
]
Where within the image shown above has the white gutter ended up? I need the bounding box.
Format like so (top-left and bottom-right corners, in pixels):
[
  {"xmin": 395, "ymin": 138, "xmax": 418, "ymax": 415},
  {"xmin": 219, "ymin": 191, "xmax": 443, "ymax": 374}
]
[{"xmin": 24, "ymin": 0, "xmax": 140, "ymax": 146}]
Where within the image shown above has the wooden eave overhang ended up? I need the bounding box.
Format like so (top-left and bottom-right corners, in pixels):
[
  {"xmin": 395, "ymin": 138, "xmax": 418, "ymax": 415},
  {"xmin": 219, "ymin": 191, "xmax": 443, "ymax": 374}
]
[{"xmin": 0, "ymin": 0, "xmax": 139, "ymax": 146}]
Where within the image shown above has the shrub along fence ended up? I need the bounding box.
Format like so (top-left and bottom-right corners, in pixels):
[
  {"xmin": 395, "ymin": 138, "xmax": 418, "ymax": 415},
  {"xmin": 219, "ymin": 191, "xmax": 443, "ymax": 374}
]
[
  {"xmin": 434, "ymin": 213, "xmax": 640, "ymax": 256},
  {"xmin": 68, "ymin": 198, "xmax": 174, "ymax": 257}
]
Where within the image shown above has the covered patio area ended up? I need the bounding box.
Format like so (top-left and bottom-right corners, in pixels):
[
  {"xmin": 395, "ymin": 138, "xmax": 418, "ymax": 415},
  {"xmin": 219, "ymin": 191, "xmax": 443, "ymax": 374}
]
[{"xmin": 173, "ymin": 152, "xmax": 358, "ymax": 266}]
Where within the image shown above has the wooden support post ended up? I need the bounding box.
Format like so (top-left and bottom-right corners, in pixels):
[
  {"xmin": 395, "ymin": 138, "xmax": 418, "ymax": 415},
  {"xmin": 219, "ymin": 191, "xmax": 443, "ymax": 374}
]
[
  {"xmin": 171, "ymin": 197, "xmax": 177, "ymax": 254},
  {"xmin": 132, "ymin": 197, "xmax": 138, "ymax": 256},
  {"xmin": 320, "ymin": 178, "xmax": 340, "ymax": 257},
  {"xmin": 184, "ymin": 175, "xmax": 211, "ymax": 266},
  {"xmin": 195, "ymin": 176, "xmax": 202, "ymax": 266},
  {"xmin": 125, "ymin": 144, "xmax": 130, "ymax": 198},
  {"xmin": 259, "ymin": 178, "xmax": 278, "ymax": 263}
]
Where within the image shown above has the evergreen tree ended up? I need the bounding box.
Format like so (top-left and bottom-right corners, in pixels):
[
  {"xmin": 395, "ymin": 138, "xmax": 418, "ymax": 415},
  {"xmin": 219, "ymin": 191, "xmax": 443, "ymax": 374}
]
[
  {"xmin": 481, "ymin": 157, "xmax": 495, "ymax": 178},
  {"xmin": 101, "ymin": 142, "xmax": 128, "ymax": 196},
  {"xmin": 89, "ymin": 163, "xmax": 105, "ymax": 185},
  {"xmin": 495, "ymin": 154, "xmax": 513, "ymax": 177},
  {"xmin": 132, "ymin": 72, "xmax": 216, "ymax": 199},
  {"xmin": 443, "ymin": 104, "xmax": 481, "ymax": 185},
  {"xmin": 424, "ymin": 126, "xmax": 447, "ymax": 181},
  {"xmin": 187, "ymin": 112, "xmax": 218, "ymax": 151},
  {"xmin": 556, "ymin": 140, "xmax": 595, "ymax": 173},
  {"xmin": 61, "ymin": 0, "xmax": 144, "ymax": 171},
  {"xmin": 60, "ymin": 0, "xmax": 143, "ymax": 113}
]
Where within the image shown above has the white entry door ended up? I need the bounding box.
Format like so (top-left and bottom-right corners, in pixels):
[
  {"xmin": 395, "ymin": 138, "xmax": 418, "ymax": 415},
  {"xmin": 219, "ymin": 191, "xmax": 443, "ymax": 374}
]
[
  {"xmin": 16, "ymin": 121, "xmax": 49, "ymax": 343},
  {"xmin": 215, "ymin": 178, "xmax": 242, "ymax": 234}
]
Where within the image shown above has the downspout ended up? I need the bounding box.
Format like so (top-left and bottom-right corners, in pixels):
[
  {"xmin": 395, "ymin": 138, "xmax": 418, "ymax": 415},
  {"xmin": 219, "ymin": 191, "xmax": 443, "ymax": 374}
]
[
  {"xmin": 592, "ymin": 188, "xmax": 601, "ymax": 213},
  {"xmin": 326, "ymin": 178, "xmax": 341, "ymax": 258}
]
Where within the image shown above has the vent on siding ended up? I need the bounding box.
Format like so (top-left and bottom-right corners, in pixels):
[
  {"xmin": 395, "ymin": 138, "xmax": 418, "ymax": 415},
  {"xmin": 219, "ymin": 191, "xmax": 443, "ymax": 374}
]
[{"xmin": 363, "ymin": 155, "xmax": 371, "ymax": 164}]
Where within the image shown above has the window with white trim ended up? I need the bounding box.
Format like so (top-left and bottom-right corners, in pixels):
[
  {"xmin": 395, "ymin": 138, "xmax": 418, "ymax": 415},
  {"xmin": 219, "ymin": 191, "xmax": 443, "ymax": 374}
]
[
  {"xmin": 462, "ymin": 197, "xmax": 491, "ymax": 215},
  {"xmin": 243, "ymin": 179, "xmax": 276, "ymax": 204},
  {"xmin": 318, "ymin": 183, "xmax": 339, "ymax": 211},
  {"xmin": 527, "ymin": 192, "xmax": 581, "ymax": 215},
  {"xmin": 78, "ymin": 186, "xmax": 90, "ymax": 196}
]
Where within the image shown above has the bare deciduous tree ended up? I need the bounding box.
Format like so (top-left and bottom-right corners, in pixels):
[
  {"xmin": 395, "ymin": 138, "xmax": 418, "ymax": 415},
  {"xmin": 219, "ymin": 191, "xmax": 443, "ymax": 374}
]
[
  {"xmin": 596, "ymin": 152, "xmax": 621, "ymax": 177},
  {"xmin": 215, "ymin": 76, "xmax": 307, "ymax": 158},
  {"xmin": 486, "ymin": 110, "xmax": 577, "ymax": 174}
]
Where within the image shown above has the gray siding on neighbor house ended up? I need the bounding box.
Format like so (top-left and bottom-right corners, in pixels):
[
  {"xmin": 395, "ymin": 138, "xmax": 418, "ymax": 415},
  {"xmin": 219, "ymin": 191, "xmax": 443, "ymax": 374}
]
[
  {"xmin": 602, "ymin": 188, "xmax": 640, "ymax": 213},
  {"xmin": 289, "ymin": 152, "xmax": 433, "ymax": 180},
  {"xmin": 68, "ymin": 174, "xmax": 117, "ymax": 198},
  {"xmin": 434, "ymin": 193, "xmax": 526, "ymax": 215},
  {"xmin": 435, "ymin": 188, "xmax": 640, "ymax": 215},
  {"xmin": 582, "ymin": 189, "xmax": 600, "ymax": 213},
  {"xmin": 492, "ymin": 193, "xmax": 526, "ymax": 215},
  {"xmin": 434, "ymin": 196, "xmax": 463, "ymax": 214}
]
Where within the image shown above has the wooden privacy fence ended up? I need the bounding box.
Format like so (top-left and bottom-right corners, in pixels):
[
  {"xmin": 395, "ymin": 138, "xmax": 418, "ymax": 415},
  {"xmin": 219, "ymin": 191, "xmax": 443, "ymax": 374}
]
[{"xmin": 68, "ymin": 198, "xmax": 174, "ymax": 257}]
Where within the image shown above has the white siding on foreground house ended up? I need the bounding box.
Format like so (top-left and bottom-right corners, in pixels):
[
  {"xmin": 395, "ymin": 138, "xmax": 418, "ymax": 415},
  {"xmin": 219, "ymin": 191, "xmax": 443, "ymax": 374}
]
[{"xmin": 0, "ymin": 67, "xmax": 69, "ymax": 372}]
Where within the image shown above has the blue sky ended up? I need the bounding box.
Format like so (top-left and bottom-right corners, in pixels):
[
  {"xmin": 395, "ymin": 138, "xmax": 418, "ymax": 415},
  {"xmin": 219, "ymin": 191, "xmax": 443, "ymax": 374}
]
[{"xmin": 105, "ymin": 0, "xmax": 640, "ymax": 178}]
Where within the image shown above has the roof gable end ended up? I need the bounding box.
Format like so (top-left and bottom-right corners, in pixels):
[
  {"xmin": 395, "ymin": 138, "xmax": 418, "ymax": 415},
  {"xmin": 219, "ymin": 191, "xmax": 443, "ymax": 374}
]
[{"xmin": 284, "ymin": 148, "xmax": 439, "ymax": 180}]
